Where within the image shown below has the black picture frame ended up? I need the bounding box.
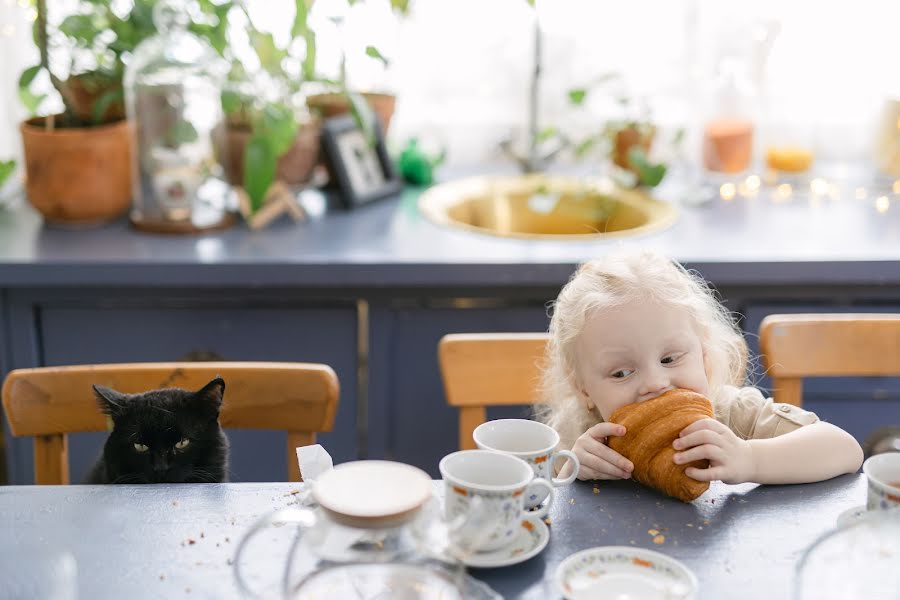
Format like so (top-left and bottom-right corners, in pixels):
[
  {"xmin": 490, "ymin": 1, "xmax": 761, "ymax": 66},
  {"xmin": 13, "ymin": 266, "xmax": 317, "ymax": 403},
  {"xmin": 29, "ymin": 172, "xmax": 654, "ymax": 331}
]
[{"xmin": 320, "ymin": 114, "xmax": 404, "ymax": 209}]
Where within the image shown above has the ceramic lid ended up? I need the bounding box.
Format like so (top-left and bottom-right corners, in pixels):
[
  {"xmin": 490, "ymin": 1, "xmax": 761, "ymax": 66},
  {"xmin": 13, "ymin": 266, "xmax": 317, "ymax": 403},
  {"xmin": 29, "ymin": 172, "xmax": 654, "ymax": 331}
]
[{"xmin": 312, "ymin": 460, "xmax": 433, "ymax": 528}]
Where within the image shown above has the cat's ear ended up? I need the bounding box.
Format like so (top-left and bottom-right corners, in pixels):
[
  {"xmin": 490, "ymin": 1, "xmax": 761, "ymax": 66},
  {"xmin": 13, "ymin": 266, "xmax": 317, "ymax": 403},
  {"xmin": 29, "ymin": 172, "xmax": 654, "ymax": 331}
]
[
  {"xmin": 194, "ymin": 377, "xmax": 225, "ymax": 417},
  {"xmin": 93, "ymin": 385, "xmax": 127, "ymax": 421}
]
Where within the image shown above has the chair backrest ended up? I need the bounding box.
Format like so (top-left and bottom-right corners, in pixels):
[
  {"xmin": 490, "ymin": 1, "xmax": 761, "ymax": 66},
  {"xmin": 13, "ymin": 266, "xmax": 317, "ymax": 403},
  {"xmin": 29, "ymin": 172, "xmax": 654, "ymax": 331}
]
[
  {"xmin": 2, "ymin": 362, "xmax": 339, "ymax": 484},
  {"xmin": 759, "ymin": 314, "xmax": 900, "ymax": 406},
  {"xmin": 438, "ymin": 333, "xmax": 548, "ymax": 450}
]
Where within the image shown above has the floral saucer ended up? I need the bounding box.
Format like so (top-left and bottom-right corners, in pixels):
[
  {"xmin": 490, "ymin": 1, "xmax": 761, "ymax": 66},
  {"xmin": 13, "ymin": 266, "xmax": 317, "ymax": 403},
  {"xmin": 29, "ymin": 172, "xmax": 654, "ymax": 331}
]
[
  {"xmin": 461, "ymin": 515, "xmax": 549, "ymax": 569},
  {"xmin": 556, "ymin": 546, "xmax": 698, "ymax": 600}
]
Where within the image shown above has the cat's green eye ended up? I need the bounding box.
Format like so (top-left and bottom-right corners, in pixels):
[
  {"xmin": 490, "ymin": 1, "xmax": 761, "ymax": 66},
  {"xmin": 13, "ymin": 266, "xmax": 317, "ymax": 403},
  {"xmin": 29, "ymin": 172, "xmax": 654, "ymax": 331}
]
[
  {"xmin": 175, "ymin": 438, "xmax": 190, "ymax": 450},
  {"xmin": 133, "ymin": 442, "xmax": 149, "ymax": 453}
]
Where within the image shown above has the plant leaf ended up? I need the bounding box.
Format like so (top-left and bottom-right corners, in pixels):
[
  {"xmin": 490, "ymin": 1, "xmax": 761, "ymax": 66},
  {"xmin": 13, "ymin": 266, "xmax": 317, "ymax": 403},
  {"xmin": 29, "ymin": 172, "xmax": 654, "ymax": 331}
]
[
  {"xmin": 390, "ymin": 0, "xmax": 411, "ymax": 15},
  {"xmin": 302, "ymin": 28, "xmax": 317, "ymax": 81},
  {"xmin": 568, "ymin": 88, "xmax": 587, "ymax": 105},
  {"xmin": 18, "ymin": 65, "xmax": 42, "ymax": 89},
  {"xmin": 0, "ymin": 160, "xmax": 15, "ymax": 188},
  {"xmin": 628, "ymin": 147, "xmax": 667, "ymax": 187},
  {"xmin": 91, "ymin": 87, "xmax": 123, "ymax": 123},
  {"xmin": 221, "ymin": 89, "xmax": 243, "ymax": 115},
  {"xmin": 365, "ymin": 46, "xmax": 389, "ymax": 68},
  {"xmin": 291, "ymin": 0, "xmax": 310, "ymax": 38},
  {"xmin": 244, "ymin": 135, "xmax": 276, "ymax": 214},
  {"xmin": 346, "ymin": 91, "xmax": 377, "ymax": 147},
  {"xmin": 574, "ymin": 138, "xmax": 596, "ymax": 158},
  {"xmin": 257, "ymin": 103, "xmax": 298, "ymax": 157},
  {"xmin": 250, "ymin": 30, "xmax": 287, "ymax": 77},
  {"xmin": 18, "ymin": 87, "xmax": 46, "ymax": 114},
  {"xmin": 537, "ymin": 126, "xmax": 558, "ymax": 143}
]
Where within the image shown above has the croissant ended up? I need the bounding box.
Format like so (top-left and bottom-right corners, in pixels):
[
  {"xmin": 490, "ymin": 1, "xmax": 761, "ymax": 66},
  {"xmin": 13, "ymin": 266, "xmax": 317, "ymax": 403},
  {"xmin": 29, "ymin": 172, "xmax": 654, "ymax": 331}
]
[{"xmin": 608, "ymin": 389, "xmax": 714, "ymax": 502}]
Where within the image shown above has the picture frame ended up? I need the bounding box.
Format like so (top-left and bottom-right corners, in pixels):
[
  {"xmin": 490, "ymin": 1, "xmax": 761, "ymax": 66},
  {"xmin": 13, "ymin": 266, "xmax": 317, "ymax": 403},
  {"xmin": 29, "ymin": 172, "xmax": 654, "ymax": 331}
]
[{"xmin": 320, "ymin": 114, "xmax": 404, "ymax": 209}]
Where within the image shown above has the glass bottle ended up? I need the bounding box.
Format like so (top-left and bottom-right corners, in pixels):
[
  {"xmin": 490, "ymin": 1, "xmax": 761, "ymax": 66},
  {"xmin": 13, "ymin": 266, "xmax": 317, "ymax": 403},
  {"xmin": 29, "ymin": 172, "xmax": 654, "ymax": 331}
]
[
  {"xmin": 125, "ymin": 0, "xmax": 234, "ymax": 232},
  {"xmin": 701, "ymin": 56, "xmax": 758, "ymax": 175}
]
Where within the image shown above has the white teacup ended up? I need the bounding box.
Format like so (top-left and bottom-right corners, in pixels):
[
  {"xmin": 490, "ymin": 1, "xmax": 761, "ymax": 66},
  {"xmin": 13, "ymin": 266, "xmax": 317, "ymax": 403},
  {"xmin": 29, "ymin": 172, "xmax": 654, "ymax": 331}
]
[
  {"xmin": 862, "ymin": 453, "xmax": 900, "ymax": 511},
  {"xmin": 439, "ymin": 450, "xmax": 553, "ymax": 552},
  {"xmin": 474, "ymin": 418, "xmax": 579, "ymax": 509}
]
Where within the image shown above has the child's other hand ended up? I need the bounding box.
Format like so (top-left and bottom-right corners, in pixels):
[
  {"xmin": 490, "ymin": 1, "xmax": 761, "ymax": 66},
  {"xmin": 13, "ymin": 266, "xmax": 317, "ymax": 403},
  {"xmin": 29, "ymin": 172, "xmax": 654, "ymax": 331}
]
[
  {"xmin": 567, "ymin": 423, "xmax": 634, "ymax": 481},
  {"xmin": 673, "ymin": 418, "xmax": 755, "ymax": 484}
]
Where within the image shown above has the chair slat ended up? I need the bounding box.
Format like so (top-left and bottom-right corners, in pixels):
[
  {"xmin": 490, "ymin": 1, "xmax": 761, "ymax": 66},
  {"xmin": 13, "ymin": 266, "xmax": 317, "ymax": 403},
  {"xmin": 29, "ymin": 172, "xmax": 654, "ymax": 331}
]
[
  {"xmin": 760, "ymin": 314, "xmax": 900, "ymax": 407},
  {"xmin": 439, "ymin": 333, "xmax": 548, "ymax": 449},
  {"xmin": 2, "ymin": 362, "xmax": 339, "ymax": 484}
]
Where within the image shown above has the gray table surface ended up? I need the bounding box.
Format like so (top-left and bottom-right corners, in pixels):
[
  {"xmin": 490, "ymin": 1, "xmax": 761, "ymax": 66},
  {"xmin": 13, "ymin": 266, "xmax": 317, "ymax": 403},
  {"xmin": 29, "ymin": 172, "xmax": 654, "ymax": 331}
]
[
  {"xmin": 0, "ymin": 474, "xmax": 866, "ymax": 599},
  {"xmin": 0, "ymin": 175, "xmax": 899, "ymax": 288}
]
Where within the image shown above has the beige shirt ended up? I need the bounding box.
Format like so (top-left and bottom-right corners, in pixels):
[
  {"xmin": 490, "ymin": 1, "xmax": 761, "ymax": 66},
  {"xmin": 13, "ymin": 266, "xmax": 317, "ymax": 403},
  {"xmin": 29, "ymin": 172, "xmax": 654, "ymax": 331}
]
[{"xmin": 714, "ymin": 385, "xmax": 819, "ymax": 440}]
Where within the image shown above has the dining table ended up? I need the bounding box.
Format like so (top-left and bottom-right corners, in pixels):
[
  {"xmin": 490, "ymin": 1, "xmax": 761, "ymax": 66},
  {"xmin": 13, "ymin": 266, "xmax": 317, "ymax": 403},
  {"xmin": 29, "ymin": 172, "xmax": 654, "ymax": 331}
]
[{"xmin": 0, "ymin": 473, "xmax": 867, "ymax": 599}]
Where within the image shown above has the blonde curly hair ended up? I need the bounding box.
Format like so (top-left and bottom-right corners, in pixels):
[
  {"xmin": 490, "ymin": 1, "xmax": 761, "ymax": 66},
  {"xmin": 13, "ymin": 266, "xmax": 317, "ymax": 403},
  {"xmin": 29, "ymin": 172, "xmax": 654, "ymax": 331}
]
[{"xmin": 536, "ymin": 248, "xmax": 748, "ymax": 451}]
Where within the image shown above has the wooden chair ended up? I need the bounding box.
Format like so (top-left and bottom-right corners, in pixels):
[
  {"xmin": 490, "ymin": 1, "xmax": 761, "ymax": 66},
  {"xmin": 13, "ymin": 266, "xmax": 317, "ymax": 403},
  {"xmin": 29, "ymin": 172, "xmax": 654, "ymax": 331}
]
[
  {"xmin": 2, "ymin": 362, "xmax": 339, "ymax": 484},
  {"xmin": 759, "ymin": 314, "xmax": 900, "ymax": 407},
  {"xmin": 438, "ymin": 333, "xmax": 548, "ymax": 450}
]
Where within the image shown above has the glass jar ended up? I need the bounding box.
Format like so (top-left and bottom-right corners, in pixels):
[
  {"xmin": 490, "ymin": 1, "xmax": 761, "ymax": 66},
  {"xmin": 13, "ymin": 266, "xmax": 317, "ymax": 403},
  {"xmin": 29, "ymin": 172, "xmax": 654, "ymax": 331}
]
[
  {"xmin": 233, "ymin": 461, "xmax": 497, "ymax": 600},
  {"xmin": 874, "ymin": 97, "xmax": 900, "ymax": 177},
  {"xmin": 701, "ymin": 56, "xmax": 759, "ymax": 175},
  {"xmin": 125, "ymin": 0, "xmax": 234, "ymax": 232}
]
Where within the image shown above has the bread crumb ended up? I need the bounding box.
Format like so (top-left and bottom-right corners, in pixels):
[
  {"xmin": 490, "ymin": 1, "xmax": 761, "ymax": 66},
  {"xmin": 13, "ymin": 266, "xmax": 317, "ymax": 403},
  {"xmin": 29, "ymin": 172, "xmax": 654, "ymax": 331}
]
[
  {"xmin": 544, "ymin": 517, "xmax": 552, "ymax": 526},
  {"xmin": 187, "ymin": 539, "xmax": 196, "ymax": 545},
  {"xmin": 593, "ymin": 486, "xmax": 600, "ymax": 494},
  {"xmin": 703, "ymin": 519, "xmax": 710, "ymax": 525},
  {"xmin": 569, "ymin": 498, "xmax": 576, "ymax": 505},
  {"xmin": 652, "ymin": 535, "xmax": 665, "ymax": 545},
  {"xmin": 686, "ymin": 523, "xmax": 694, "ymax": 527},
  {"xmin": 629, "ymin": 540, "xmax": 636, "ymax": 544},
  {"xmin": 648, "ymin": 529, "xmax": 659, "ymax": 536}
]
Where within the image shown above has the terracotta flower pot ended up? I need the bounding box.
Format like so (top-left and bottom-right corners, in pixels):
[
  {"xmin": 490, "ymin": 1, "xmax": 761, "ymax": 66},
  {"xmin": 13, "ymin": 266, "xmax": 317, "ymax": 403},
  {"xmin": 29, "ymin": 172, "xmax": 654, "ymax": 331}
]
[
  {"xmin": 20, "ymin": 117, "xmax": 132, "ymax": 226},
  {"xmin": 307, "ymin": 92, "xmax": 396, "ymax": 133},
  {"xmin": 612, "ymin": 125, "xmax": 655, "ymax": 172},
  {"xmin": 219, "ymin": 120, "xmax": 322, "ymax": 186},
  {"xmin": 60, "ymin": 74, "xmax": 125, "ymax": 124}
]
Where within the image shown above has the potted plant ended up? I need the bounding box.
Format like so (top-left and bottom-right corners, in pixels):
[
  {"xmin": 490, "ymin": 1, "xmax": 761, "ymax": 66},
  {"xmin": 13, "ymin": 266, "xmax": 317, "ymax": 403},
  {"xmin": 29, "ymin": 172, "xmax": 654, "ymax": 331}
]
[
  {"xmin": 305, "ymin": 0, "xmax": 410, "ymax": 138},
  {"xmin": 212, "ymin": 0, "xmax": 321, "ymax": 215},
  {"xmin": 16, "ymin": 0, "xmax": 158, "ymax": 225},
  {"xmin": 567, "ymin": 84, "xmax": 675, "ymax": 188}
]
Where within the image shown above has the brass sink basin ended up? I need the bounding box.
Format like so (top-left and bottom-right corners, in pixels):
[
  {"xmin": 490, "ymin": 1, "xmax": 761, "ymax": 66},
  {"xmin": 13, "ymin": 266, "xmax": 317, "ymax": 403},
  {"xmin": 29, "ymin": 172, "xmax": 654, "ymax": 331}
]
[{"xmin": 418, "ymin": 175, "xmax": 677, "ymax": 240}]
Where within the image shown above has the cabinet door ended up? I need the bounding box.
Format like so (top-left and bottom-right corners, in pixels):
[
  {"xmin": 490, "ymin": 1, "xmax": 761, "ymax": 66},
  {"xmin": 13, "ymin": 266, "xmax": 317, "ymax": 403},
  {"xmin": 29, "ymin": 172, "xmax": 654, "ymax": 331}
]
[
  {"xmin": 743, "ymin": 304, "xmax": 900, "ymax": 445},
  {"xmin": 21, "ymin": 306, "xmax": 358, "ymax": 484},
  {"xmin": 372, "ymin": 306, "xmax": 551, "ymax": 477}
]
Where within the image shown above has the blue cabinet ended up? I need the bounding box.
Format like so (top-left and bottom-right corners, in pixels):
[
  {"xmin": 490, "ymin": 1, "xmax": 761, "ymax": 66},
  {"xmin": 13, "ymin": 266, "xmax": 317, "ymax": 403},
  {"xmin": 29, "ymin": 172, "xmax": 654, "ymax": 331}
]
[{"xmin": 367, "ymin": 303, "xmax": 551, "ymax": 477}]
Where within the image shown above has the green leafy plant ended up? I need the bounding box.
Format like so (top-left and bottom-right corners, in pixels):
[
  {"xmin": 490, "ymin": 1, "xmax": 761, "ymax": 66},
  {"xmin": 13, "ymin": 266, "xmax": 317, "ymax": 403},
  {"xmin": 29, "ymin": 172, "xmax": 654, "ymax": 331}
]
[
  {"xmin": 19, "ymin": 0, "xmax": 228, "ymax": 126},
  {"xmin": 567, "ymin": 80, "xmax": 679, "ymax": 188},
  {"xmin": 0, "ymin": 160, "xmax": 15, "ymax": 188}
]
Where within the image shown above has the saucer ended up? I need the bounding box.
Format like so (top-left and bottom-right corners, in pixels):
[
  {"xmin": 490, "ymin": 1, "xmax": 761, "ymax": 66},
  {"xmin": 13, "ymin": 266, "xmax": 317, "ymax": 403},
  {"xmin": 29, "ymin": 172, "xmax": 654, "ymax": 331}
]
[
  {"xmin": 836, "ymin": 505, "xmax": 868, "ymax": 528},
  {"xmin": 461, "ymin": 515, "xmax": 549, "ymax": 569},
  {"xmin": 556, "ymin": 546, "xmax": 698, "ymax": 600}
]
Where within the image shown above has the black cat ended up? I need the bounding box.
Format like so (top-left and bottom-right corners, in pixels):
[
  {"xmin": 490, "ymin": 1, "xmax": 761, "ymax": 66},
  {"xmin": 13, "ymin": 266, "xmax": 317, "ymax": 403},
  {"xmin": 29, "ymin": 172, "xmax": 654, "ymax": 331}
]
[{"xmin": 85, "ymin": 377, "xmax": 229, "ymax": 484}]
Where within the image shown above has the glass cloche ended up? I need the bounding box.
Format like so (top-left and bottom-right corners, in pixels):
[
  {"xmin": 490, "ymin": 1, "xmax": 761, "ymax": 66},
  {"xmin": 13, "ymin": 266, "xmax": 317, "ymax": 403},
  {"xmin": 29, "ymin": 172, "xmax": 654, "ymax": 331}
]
[{"xmin": 125, "ymin": 0, "xmax": 235, "ymax": 232}]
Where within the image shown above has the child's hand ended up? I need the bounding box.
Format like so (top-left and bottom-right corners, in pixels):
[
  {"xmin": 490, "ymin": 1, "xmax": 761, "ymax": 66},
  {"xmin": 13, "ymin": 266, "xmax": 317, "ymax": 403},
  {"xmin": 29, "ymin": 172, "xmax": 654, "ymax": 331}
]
[
  {"xmin": 673, "ymin": 418, "xmax": 755, "ymax": 484},
  {"xmin": 566, "ymin": 423, "xmax": 634, "ymax": 481}
]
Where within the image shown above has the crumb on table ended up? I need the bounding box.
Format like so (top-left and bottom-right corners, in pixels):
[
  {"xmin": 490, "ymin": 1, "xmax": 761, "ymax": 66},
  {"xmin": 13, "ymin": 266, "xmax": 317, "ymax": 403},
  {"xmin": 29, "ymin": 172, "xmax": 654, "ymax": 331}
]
[{"xmin": 652, "ymin": 535, "xmax": 665, "ymax": 545}]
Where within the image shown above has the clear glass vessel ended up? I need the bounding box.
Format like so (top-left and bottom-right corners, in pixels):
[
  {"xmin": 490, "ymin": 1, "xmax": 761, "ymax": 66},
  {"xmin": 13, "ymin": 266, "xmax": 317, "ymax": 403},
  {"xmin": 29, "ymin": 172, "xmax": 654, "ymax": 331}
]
[{"xmin": 125, "ymin": 0, "xmax": 234, "ymax": 232}]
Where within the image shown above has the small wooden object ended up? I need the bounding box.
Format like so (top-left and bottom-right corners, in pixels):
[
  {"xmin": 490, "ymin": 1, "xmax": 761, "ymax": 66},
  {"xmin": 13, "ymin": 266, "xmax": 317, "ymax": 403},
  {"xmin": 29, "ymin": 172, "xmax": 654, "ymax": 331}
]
[{"xmin": 237, "ymin": 181, "xmax": 306, "ymax": 230}]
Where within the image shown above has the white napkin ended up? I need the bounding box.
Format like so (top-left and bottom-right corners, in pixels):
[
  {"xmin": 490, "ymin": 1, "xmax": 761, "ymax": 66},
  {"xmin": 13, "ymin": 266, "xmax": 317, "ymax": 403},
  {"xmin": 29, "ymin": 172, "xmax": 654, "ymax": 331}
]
[{"xmin": 295, "ymin": 444, "xmax": 333, "ymax": 506}]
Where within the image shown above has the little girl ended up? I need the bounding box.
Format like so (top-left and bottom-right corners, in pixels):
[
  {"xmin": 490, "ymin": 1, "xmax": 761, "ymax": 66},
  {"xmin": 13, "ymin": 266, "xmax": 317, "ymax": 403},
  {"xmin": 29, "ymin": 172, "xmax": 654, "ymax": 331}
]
[{"xmin": 540, "ymin": 248, "xmax": 863, "ymax": 485}]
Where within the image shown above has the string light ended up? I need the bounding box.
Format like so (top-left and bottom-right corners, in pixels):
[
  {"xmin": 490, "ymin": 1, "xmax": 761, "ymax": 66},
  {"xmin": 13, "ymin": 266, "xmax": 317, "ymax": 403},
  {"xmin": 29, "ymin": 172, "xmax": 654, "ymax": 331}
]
[
  {"xmin": 855, "ymin": 187, "xmax": 867, "ymax": 200},
  {"xmin": 876, "ymin": 196, "xmax": 890, "ymax": 213},
  {"xmin": 719, "ymin": 183, "xmax": 736, "ymax": 201},
  {"xmin": 773, "ymin": 183, "xmax": 792, "ymax": 202},
  {"xmin": 810, "ymin": 178, "xmax": 829, "ymax": 196}
]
